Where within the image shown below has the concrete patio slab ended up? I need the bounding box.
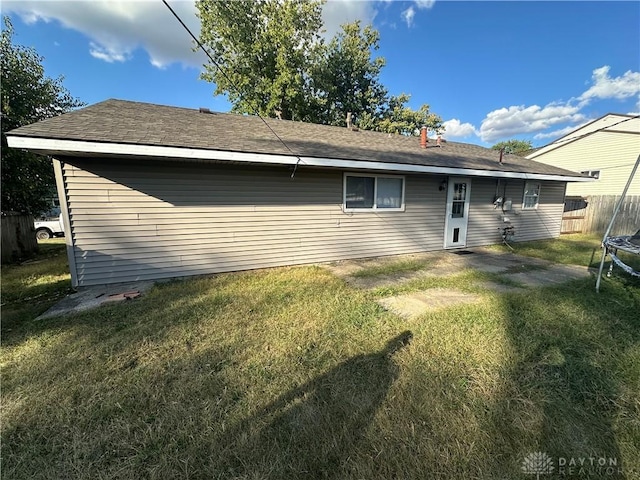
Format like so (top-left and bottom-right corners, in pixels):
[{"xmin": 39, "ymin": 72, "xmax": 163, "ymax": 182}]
[
  {"xmin": 377, "ymin": 288, "xmax": 481, "ymax": 319},
  {"xmin": 507, "ymin": 263, "xmax": 591, "ymax": 287},
  {"xmin": 326, "ymin": 248, "xmax": 594, "ymax": 321},
  {"xmin": 37, "ymin": 281, "xmax": 156, "ymax": 320},
  {"xmin": 325, "ymin": 248, "xmax": 592, "ymax": 293}
]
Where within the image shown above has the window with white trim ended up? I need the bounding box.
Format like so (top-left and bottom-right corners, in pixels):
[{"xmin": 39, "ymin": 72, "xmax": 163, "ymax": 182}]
[
  {"xmin": 522, "ymin": 182, "xmax": 541, "ymax": 210},
  {"xmin": 344, "ymin": 174, "xmax": 404, "ymax": 211}
]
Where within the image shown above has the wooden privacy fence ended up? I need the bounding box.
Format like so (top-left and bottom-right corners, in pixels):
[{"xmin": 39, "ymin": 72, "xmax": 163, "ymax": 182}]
[
  {"xmin": 562, "ymin": 195, "xmax": 640, "ymax": 235},
  {"xmin": 1, "ymin": 213, "xmax": 38, "ymax": 263}
]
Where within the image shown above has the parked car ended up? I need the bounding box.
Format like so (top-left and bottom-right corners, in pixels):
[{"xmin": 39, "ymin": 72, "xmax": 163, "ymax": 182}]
[{"xmin": 34, "ymin": 214, "xmax": 65, "ymax": 240}]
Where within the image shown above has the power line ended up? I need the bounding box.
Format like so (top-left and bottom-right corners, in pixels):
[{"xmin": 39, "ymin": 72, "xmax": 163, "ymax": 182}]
[{"xmin": 161, "ymin": 0, "xmax": 304, "ymax": 178}]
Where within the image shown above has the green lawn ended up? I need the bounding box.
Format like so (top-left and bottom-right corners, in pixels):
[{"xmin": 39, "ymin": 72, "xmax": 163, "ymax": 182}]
[
  {"xmin": 492, "ymin": 232, "xmax": 640, "ymax": 272},
  {"xmin": 1, "ymin": 236, "xmax": 638, "ymax": 479}
]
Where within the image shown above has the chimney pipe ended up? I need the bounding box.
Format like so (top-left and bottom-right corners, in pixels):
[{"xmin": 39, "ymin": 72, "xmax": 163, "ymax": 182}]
[
  {"xmin": 436, "ymin": 135, "xmax": 442, "ymax": 147},
  {"xmin": 420, "ymin": 126, "xmax": 428, "ymax": 148},
  {"xmin": 499, "ymin": 147, "xmax": 504, "ymax": 164},
  {"xmin": 346, "ymin": 112, "xmax": 352, "ymax": 129}
]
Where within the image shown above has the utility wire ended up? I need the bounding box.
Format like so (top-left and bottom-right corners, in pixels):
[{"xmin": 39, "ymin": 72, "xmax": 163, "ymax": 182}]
[{"xmin": 161, "ymin": 0, "xmax": 304, "ymax": 178}]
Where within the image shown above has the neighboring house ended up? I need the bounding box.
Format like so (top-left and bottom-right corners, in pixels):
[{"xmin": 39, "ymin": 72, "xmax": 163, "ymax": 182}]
[
  {"xmin": 7, "ymin": 99, "xmax": 590, "ymax": 288},
  {"xmin": 526, "ymin": 114, "xmax": 640, "ymax": 197}
]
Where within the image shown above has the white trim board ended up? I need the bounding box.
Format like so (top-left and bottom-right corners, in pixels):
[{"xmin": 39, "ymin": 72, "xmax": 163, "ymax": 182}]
[{"xmin": 7, "ymin": 135, "xmax": 595, "ymax": 183}]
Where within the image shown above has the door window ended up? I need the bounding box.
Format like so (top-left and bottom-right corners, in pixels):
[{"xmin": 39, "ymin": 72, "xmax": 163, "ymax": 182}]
[{"xmin": 451, "ymin": 183, "xmax": 467, "ymax": 218}]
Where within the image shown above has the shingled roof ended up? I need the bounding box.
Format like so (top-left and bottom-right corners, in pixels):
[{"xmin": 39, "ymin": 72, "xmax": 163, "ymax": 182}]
[{"xmin": 7, "ymin": 99, "xmax": 589, "ymax": 181}]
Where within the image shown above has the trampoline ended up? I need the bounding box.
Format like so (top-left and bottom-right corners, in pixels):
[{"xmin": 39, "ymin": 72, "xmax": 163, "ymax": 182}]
[
  {"xmin": 596, "ymin": 154, "xmax": 640, "ymax": 291},
  {"xmin": 601, "ymin": 230, "xmax": 640, "ymax": 278}
]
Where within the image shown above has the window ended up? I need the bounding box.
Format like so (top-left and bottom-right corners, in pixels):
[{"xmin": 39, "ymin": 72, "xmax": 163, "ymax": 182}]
[
  {"xmin": 344, "ymin": 174, "xmax": 404, "ymax": 211},
  {"xmin": 523, "ymin": 182, "xmax": 541, "ymax": 210},
  {"xmin": 451, "ymin": 182, "xmax": 467, "ymax": 218},
  {"xmin": 580, "ymin": 170, "xmax": 600, "ymax": 179}
]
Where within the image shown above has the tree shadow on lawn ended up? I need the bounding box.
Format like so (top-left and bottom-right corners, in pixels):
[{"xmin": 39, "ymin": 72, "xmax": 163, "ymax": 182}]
[
  {"xmin": 211, "ymin": 331, "xmax": 413, "ymax": 480},
  {"xmin": 486, "ymin": 278, "xmax": 639, "ymax": 479}
]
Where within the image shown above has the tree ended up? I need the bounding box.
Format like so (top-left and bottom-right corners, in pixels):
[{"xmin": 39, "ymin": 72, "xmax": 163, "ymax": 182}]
[
  {"xmin": 1, "ymin": 17, "xmax": 83, "ymax": 214},
  {"xmin": 359, "ymin": 93, "xmax": 443, "ymax": 136},
  {"xmin": 309, "ymin": 21, "xmax": 387, "ymax": 126},
  {"xmin": 197, "ymin": 0, "xmax": 443, "ymax": 136},
  {"xmin": 197, "ymin": 0, "xmax": 324, "ymax": 121},
  {"xmin": 491, "ymin": 139, "xmax": 533, "ymax": 156}
]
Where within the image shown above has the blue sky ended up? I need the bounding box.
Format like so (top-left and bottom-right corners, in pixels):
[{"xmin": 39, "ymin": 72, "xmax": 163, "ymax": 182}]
[{"xmin": 3, "ymin": 0, "xmax": 639, "ymax": 147}]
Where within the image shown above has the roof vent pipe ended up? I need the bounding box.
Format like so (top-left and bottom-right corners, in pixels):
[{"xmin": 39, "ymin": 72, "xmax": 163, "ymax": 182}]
[
  {"xmin": 346, "ymin": 112, "xmax": 352, "ymax": 129},
  {"xmin": 499, "ymin": 147, "xmax": 505, "ymax": 164},
  {"xmin": 437, "ymin": 135, "xmax": 442, "ymax": 147},
  {"xmin": 420, "ymin": 126, "xmax": 428, "ymax": 148}
]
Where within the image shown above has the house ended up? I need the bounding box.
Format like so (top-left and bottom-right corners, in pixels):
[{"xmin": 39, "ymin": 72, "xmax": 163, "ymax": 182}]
[
  {"xmin": 6, "ymin": 99, "xmax": 591, "ymax": 288},
  {"xmin": 526, "ymin": 114, "xmax": 640, "ymax": 197}
]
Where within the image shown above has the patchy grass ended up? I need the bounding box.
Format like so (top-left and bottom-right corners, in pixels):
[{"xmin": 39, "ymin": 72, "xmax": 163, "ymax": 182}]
[
  {"xmin": 490, "ymin": 233, "xmax": 603, "ymax": 267},
  {"xmin": 1, "ymin": 238, "xmax": 639, "ymax": 479},
  {"xmin": 503, "ymin": 263, "xmax": 548, "ymax": 274},
  {"xmin": 351, "ymin": 258, "xmax": 430, "ymax": 278},
  {"xmin": 492, "ymin": 233, "xmax": 640, "ymax": 283},
  {"xmin": 1, "ymin": 238, "xmax": 72, "ymax": 331}
]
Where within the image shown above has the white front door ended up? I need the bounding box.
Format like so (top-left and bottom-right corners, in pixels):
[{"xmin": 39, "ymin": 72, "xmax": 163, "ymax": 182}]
[{"xmin": 444, "ymin": 177, "xmax": 471, "ymax": 248}]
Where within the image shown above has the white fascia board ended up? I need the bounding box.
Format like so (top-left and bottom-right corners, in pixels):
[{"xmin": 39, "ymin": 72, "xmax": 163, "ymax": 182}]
[
  {"xmin": 305, "ymin": 156, "xmax": 593, "ymax": 182},
  {"xmin": 7, "ymin": 135, "xmax": 593, "ymax": 182}
]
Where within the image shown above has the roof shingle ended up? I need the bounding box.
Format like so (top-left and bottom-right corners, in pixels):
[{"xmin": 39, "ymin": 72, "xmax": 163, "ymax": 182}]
[{"xmin": 8, "ymin": 99, "xmax": 584, "ymax": 178}]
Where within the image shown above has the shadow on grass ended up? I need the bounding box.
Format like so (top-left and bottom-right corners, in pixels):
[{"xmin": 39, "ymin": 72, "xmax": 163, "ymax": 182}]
[
  {"xmin": 213, "ymin": 331, "xmax": 413, "ymax": 479},
  {"xmin": 488, "ymin": 278, "xmax": 639, "ymax": 478},
  {"xmin": 2, "ymin": 316, "xmax": 413, "ymax": 479}
]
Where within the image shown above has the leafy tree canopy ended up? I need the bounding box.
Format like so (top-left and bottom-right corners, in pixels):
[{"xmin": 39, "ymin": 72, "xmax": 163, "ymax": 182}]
[
  {"xmin": 1, "ymin": 17, "xmax": 84, "ymax": 214},
  {"xmin": 198, "ymin": 0, "xmax": 324, "ymax": 121},
  {"xmin": 491, "ymin": 139, "xmax": 533, "ymax": 156},
  {"xmin": 197, "ymin": 0, "xmax": 442, "ymax": 135}
]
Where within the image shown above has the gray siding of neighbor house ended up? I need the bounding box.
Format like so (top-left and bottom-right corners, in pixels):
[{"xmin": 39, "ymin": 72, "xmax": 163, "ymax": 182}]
[
  {"xmin": 467, "ymin": 178, "xmax": 565, "ymax": 247},
  {"xmin": 60, "ymin": 158, "xmax": 448, "ymax": 286}
]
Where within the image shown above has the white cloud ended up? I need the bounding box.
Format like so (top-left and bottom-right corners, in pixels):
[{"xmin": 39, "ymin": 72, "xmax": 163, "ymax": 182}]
[
  {"xmin": 579, "ymin": 66, "xmax": 640, "ymax": 102},
  {"xmin": 400, "ymin": 1, "xmax": 435, "ymax": 28},
  {"xmin": 415, "ymin": 0, "xmax": 436, "ymax": 10},
  {"xmin": 89, "ymin": 42, "xmax": 130, "ymax": 63},
  {"xmin": 478, "ymin": 103, "xmax": 586, "ymax": 143},
  {"xmin": 322, "ymin": 0, "xmax": 377, "ymax": 39},
  {"xmin": 401, "ymin": 6, "xmax": 416, "ymax": 27},
  {"xmin": 5, "ymin": 0, "xmax": 382, "ymax": 68},
  {"xmin": 4, "ymin": 0, "xmax": 206, "ymax": 68},
  {"xmin": 442, "ymin": 119, "xmax": 478, "ymax": 139},
  {"xmin": 473, "ymin": 66, "xmax": 640, "ymax": 143}
]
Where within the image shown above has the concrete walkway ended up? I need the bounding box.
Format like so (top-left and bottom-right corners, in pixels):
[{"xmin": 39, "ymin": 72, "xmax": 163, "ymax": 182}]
[
  {"xmin": 38, "ymin": 248, "xmax": 591, "ymax": 321},
  {"xmin": 324, "ymin": 248, "xmax": 592, "ymax": 319}
]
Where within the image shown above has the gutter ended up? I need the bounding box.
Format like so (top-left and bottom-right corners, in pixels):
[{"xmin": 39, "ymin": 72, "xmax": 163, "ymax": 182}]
[{"xmin": 7, "ymin": 135, "xmax": 594, "ymax": 183}]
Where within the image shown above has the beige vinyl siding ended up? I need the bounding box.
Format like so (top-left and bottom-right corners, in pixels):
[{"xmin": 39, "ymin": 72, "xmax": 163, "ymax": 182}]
[
  {"xmin": 61, "ymin": 158, "xmax": 447, "ymax": 286},
  {"xmin": 530, "ymin": 130, "xmax": 640, "ymax": 196},
  {"xmin": 466, "ymin": 178, "xmax": 565, "ymax": 247}
]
